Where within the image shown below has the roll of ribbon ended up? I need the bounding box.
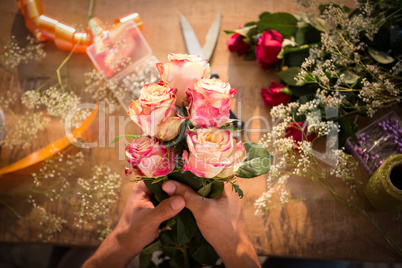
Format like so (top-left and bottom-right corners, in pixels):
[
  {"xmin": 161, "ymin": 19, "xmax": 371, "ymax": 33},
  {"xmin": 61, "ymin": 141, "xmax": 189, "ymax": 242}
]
[
  {"xmin": 18, "ymin": 0, "xmax": 142, "ymax": 53},
  {"xmin": 364, "ymin": 154, "xmax": 402, "ymax": 212}
]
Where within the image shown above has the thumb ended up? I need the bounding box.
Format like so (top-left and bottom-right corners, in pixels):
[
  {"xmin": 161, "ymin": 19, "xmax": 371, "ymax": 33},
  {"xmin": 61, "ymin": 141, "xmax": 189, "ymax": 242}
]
[
  {"xmin": 149, "ymin": 196, "xmax": 185, "ymax": 224},
  {"xmin": 162, "ymin": 180, "xmax": 203, "ymax": 212}
]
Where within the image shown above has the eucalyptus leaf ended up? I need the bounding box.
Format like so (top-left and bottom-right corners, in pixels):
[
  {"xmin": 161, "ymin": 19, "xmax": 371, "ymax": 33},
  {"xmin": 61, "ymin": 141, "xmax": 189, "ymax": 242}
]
[
  {"xmin": 277, "ymin": 66, "xmax": 304, "ymax": 86},
  {"xmin": 368, "ymin": 47, "xmax": 394, "ymax": 64},
  {"xmin": 235, "ymin": 142, "xmax": 273, "ymax": 178},
  {"xmin": 256, "ymin": 12, "xmax": 298, "ymax": 37}
]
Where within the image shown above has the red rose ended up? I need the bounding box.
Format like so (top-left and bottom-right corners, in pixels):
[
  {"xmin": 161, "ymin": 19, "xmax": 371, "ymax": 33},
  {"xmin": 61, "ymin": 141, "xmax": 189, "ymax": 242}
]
[
  {"xmin": 255, "ymin": 30, "xmax": 283, "ymax": 68},
  {"xmin": 226, "ymin": 33, "xmax": 250, "ymax": 56},
  {"xmin": 261, "ymin": 81, "xmax": 291, "ymax": 106},
  {"xmin": 285, "ymin": 122, "xmax": 317, "ymax": 144}
]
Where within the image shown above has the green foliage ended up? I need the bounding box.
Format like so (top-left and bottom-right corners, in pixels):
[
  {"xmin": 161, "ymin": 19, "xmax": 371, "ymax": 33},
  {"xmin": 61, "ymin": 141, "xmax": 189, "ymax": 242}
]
[
  {"xmin": 236, "ymin": 142, "xmax": 273, "ymax": 178},
  {"xmin": 257, "ymin": 12, "xmax": 298, "ymax": 37},
  {"xmin": 110, "ymin": 134, "xmax": 141, "ymax": 145}
]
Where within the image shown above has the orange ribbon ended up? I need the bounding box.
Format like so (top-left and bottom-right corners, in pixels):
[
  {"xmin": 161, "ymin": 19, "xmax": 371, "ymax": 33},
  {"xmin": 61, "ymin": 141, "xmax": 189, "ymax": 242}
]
[
  {"xmin": 0, "ymin": 103, "xmax": 99, "ymax": 175},
  {"xmin": 17, "ymin": 0, "xmax": 143, "ymax": 53}
]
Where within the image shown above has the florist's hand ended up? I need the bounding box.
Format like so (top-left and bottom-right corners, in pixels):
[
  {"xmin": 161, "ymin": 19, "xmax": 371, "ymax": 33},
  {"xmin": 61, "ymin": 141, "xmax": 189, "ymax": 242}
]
[
  {"xmin": 83, "ymin": 181, "xmax": 185, "ymax": 268},
  {"xmin": 162, "ymin": 180, "xmax": 261, "ymax": 268}
]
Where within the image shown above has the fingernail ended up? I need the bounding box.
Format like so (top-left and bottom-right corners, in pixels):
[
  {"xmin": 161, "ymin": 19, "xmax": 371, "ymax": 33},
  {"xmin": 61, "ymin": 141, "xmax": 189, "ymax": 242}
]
[
  {"xmin": 170, "ymin": 196, "xmax": 184, "ymax": 211},
  {"xmin": 162, "ymin": 181, "xmax": 176, "ymax": 195}
]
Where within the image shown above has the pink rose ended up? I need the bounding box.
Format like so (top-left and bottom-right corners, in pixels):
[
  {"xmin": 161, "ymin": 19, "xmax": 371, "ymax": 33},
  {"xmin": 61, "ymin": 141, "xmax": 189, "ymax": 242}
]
[
  {"xmin": 255, "ymin": 30, "xmax": 283, "ymax": 68},
  {"xmin": 156, "ymin": 53, "xmax": 211, "ymax": 106},
  {"xmin": 182, "ymin": 128, "xmax": 246, "ymax": 178},
  {"xmin": 125, "ymin": 136, "xmax": 176, "ymax": 178},
  {"xmin": 128, "ymin": 83, "xmax": 184, "ymax": 141},
  {"xmin": 261, "ymin": 81, "xmax": 291, "ymax": 106},
  {"xmin": 285, "ymin": 122, "xmax": 317, "ymax": 144},
  {"xmin": 188, "ymin": 78, "xmax": 236, "ymax": 128},
  {"xmin": 226, "ymin": 33, "xmax": 250, "ymax": 56}
]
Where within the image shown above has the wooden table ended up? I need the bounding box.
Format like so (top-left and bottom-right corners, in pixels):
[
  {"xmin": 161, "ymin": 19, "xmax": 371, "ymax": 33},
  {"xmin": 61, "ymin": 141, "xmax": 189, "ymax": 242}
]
[{"xmin": 0, "ymin": 0, "xmax": 401, "ymax": 263}]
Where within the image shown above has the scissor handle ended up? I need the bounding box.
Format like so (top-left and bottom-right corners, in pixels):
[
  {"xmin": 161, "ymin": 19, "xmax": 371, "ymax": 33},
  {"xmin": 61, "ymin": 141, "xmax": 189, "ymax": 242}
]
[{"xmin": 210, "ymin": 71, "xmax": 219, "ymax": 79}]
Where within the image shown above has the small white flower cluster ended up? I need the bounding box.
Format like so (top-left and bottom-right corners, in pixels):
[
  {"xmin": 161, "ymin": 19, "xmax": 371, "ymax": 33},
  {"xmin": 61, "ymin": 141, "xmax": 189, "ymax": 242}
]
[
  {"xmin": 76, "ymin": 165, "xmax": 122, "ymax": 241},
  {"xmin": 31, "ymin": 151, "xmax": 84, "ymax": 194},
  {"xmin": 297, "ymin": 3, "xmax": 401, "ymax": 119},
  {"xmin": 0, "ymin": 35, "xmax": 46, "ymax": 69},
  {"xmin": 256, "ymin": 95, "xmax": 357, "ymax": 215},
  {"xmin": 1, "ymin": 111, "xmax": 50, "ymax": 150},
  {"xmin": 28, "ymin": 199, "xmax": 67, "ymax": 242},
  {"xmin": 84, "ymin": 68, "xmax": 121, "ymax": 110},
  {"xmin": 21, "ymin": 86, "xmax": 90, "ymax": 128}
]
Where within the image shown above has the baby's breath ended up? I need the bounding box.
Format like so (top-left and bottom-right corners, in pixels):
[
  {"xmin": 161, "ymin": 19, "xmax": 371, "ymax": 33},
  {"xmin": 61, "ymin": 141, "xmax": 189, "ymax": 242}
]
[
  {"xmin": 0, "ymin": 35, "xmax": 46, "ymax": 69},
  {"xmin": 76, "ymin": 165, "xmax": 122, "ymax": 240}
]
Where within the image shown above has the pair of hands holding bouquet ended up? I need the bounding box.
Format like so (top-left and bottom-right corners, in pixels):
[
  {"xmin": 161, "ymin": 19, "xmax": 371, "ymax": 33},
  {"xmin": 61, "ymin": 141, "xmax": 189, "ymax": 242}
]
[{"xmin": 85, "ymin": 53, "xmax": 272, "ymax": 267}]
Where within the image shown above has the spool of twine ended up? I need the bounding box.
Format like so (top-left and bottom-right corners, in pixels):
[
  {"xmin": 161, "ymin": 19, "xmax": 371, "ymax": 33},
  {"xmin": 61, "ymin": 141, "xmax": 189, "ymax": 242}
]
[{"xmin": 364, "ymin": 154, "xmax": 402, "ymax": 212}]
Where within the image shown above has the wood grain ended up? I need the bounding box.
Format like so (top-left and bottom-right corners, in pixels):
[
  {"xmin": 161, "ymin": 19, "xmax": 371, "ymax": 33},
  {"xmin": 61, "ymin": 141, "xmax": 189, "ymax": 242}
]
[{"xmin": 0, "ymin": 0, "xmax": 401, "ymax": 262}]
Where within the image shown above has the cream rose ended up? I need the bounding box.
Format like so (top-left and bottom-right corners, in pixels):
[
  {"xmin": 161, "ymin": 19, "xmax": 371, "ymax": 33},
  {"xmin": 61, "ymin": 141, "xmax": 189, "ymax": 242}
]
[
  {"xmin": 188, "ymin": 78, "xmax": 236, "ymax": 128},
  {"xmin": 182, "ymin": 127, "xmax": 246, "ymax": 178},
  {"xmin": 128, "ymin": 83, "xmax": 184, "ymax": 141},
  {"xmin": 125, "ymin": 136, "xmax": 176, "ymax": 178},
  {"xmin": 156, "ymin": 53, "xmax": 211, "ymax": 106}
]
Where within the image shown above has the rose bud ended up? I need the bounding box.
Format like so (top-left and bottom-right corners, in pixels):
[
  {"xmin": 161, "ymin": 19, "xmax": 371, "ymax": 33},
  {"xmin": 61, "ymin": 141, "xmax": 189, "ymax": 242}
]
[
  {"xmin": 226, "ymin": 33, "xmax": 250, "ymax": 56},
  {"xmin": 255, "ymin": 29, "xmax": 283, "ymax": 68},
  {"xmin": 188, "ymin": 78, "xmax": 236, "ymax": 128},
  {"xmin": 183, "ymin": 128, "xmax": 246, "ymax": 178},
  {"xmin": 125, "ymin": 136, "xmax": 176, "ymax": 178},
  {"xmin": 261, "ymin": 81, "xmax": 292, "ymax": 106},
  {"xmin": 156, "ymin": 53, "xmax": 211, "ymax": 106}
]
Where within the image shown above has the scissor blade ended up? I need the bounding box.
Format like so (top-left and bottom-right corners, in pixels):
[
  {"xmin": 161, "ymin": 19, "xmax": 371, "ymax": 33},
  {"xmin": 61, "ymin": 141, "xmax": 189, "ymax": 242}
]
[
  {"xmin": 202, "ymin": 13, "xmax": 221, "ymax": 61},
  {"xmin": 179, "ymin": 13, "xmax": 205, "ymax": 59}
]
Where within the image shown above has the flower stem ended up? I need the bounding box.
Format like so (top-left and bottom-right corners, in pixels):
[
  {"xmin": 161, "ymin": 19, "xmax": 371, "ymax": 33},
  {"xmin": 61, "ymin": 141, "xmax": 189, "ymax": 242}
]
[{"xmin": 182, "ymin": 246, "xmax": 190, "ymax": 268}]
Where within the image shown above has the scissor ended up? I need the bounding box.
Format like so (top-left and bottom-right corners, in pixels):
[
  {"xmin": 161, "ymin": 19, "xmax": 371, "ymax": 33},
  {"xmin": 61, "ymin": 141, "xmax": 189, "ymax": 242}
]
[{"xmin": 179, "ymin": 13, "xmax": 244, "ymax": 130}]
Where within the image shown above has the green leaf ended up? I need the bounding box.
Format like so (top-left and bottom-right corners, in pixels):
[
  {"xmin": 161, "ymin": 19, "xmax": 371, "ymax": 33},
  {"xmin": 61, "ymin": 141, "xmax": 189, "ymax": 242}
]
[
  {"xmin": 235, "ymin": 142, "xmax": 273, "ymax": 178},
  {"xmin": 244, "ymin": 21, "xmax": 257, "ymax": 27},
  {"xmin": 289, "ymin": 83, "xmax": 319, "ymax": 98},
  {"xmin": 144, "ymin": 179, "xmax": 169, "ymax": 202},
  {"xmin": 190, "ymin": 232, "xmax": 220, "ymax": 265},
  {"xmin": 139, "ymin": 240, "xmax": 161, "ymax": 268},
  {"xmin": 197, "ymin": 180, "xmax": 224, "ymax": 198},
  {"xmin": 110, "ymin": 134, "xmax": 141, "ymax": 145},
  {"xmin": 257, "ymin": 12, "xmax": 298, "ymax": 37},
  {"xmin": 176, "ymin": 210, "xmax": 197, "ymax": 245},
  {"xmin": 224, "ymin": 30, "xmax": 236, "ymax": 34},
  {"xmin": 168, "ymin": 171, "xmax": 204, "ymax": 191},
  {"xmin": 276, "ymin": 66, "xmax": 304, "ymax": 86},
  {"xmin": 231, "ymin": 183, "xmax": 244, "ymax": 198},
  {"xmin": 151, "ymin": 176, "xmax": 168, "ymax": 184},
  {"xmin": 368, "ymin": 47, "xmax": 394, "ymax": 64},
  {"xmin": 259, "ymin": 12, "xmax": 271, "ymax": 20},
  {"xmin": 339, "ymin": 117, "xmax": 359, "ymax": 148},
  {"xmin": 342, "ymin": 70, "xmax": 360, "ymax": 84}
]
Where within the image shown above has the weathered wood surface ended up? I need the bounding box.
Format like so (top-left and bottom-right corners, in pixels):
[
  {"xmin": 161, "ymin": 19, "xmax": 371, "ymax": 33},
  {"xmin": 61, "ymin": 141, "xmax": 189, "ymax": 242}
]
[{"xmin": 0, "ymin": 0, "xmax": 401, "ymax": 262}]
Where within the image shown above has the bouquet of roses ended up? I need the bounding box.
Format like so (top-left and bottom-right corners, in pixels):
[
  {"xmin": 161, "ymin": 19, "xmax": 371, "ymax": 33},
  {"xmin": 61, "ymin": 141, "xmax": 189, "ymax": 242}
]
[{"xmin": 122, "ymin": 53, "xmax": 273, "ymax": 267}]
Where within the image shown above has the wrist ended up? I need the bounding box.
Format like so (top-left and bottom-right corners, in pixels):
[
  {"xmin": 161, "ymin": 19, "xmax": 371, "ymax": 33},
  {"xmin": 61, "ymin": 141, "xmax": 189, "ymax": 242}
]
[
  {"xmin": 214, "ymin": 231, "xmax": 260, "ymax": 268},
  {"xmin": 83, "ymin": 231, "xmax": 139, "ymax": 268}
]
